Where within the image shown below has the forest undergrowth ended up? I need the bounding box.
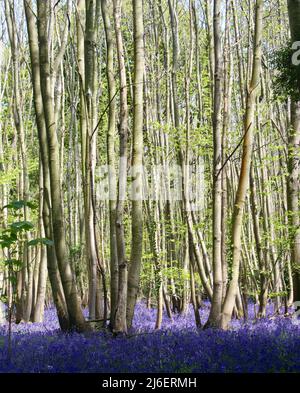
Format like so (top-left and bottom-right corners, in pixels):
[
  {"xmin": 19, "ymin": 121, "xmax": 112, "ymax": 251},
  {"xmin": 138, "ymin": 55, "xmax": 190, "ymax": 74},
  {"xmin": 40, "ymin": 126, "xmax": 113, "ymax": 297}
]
[{"xmin": 0, "ymin": 302, "xmax": 299, "ymax": 373}]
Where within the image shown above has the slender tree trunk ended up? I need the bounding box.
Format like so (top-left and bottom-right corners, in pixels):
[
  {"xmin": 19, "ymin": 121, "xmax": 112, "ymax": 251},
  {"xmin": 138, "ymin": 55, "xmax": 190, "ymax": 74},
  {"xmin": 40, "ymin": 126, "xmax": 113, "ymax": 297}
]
[
  {"xmin": 32, "ymin": 168, "xmax": 48, "ymax": 322},
  {"xmin": 24, "ymin": 0, "xmax": 69, "ymax": 330},
  {"xmin": 83, "ymin": 0, "xmax": 102, "ymax": 320},
  {"xmin": 126, "ymin": 0, "xmax": 145, "ymax": 329},
  {"xmin": 287, "ymin": 0, "xmax": 300, "ymax": 309},
  {"xmin": 221, "ymin": 0, "xmax": 263, "ymax": 330},
  {"xmin": 101, "ymin": 0, "xmax": 118, "ymax": 330},
  {"xmin": 205, "ymin": 0, "xmax": 224, "ymax": 328},
  {"xmin": 113, "ymin": 0, "xmax": 129, "ymax": 334},
  {"xmin": 189, "ymin": 233, "xmax": 201, "ymax": 328},
  {"xmin": 37, "ymin": 0, "xmax": 88, "ymax": 332},
  {"xmin": 5, "ymin": 0, "xmax": 31, "ymax": 323},
  {"xmin": 250, "ymin": 165, "xmax": 268, "ymax": 317}
]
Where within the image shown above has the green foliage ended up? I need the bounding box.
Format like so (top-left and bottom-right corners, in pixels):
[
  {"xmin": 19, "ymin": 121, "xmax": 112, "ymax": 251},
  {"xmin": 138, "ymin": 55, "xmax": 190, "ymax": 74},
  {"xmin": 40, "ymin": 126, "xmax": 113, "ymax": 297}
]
[
  {"xmin": 70, "ymin": 244, "xmax": 82, "ymax": 257},
  {"xmin": 269, "ymin": 291, "xmax": 288, "ymax": 299},
  {"xmin": 3, "ymin": 200, "xmax": 37, "ymax": 210},
  {"xmin": 10, "ymin": 221, "xmax": 35, "ymax": 232},
  {"xmin": 0, "ymin": 200, "xmax": 53, "ymax": 275},
  {"xmin": 140, "ymin": 255, "xmax": 153, "ymax": 291},
  {"xmin": 0, "ymin": 232, "xmax": 17, "ymax": 248},
  {"xmin": 271, "ymin": 42, "xmax": 300, "ymax": 101},
  {"xmin": 162, "ymin": 265, "xmax": 189, "ymax": 294},
  {"xmin": 0, "ymin": 258, "xmax": 22, "ymax": 271},
  {"xmin": 0, "ymin": 160, "xmax": 38, "ymax": 187},
  {"xmin": 27, "ymin": 238, "xmax": 54, "ymax": 247}
]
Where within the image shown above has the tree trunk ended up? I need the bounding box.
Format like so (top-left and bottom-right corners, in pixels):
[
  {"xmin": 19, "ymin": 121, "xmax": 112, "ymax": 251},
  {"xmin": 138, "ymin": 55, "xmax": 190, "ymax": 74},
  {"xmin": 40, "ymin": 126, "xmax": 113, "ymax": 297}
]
[
  {"xmin": 221, "ymin": 0, "xmax": 263, "ymax": 330},
  {"xmin": 127, "ymin": 0, "xmax": 145, "ymax": 329},
  {"xmin": 113, "ymin": 0, "xmax": 129, "ymax": 334},
  {"xmin": 24, "ymin": 0, "xmax": 69, "ymax": 330},
  {"xmin": 101, "ymin": 0, "xmax": 119, "ymax": 330},
  {"xmin": 287, "ymin": 0, "xmax": 300, "ymax": 309},
  {"xmin": 205, "ymin": 0, "xmax": 224, "ymax": 328},
  {"xmin": 37, "ymin": 0, "xmax": 88, "ymax": 332}
]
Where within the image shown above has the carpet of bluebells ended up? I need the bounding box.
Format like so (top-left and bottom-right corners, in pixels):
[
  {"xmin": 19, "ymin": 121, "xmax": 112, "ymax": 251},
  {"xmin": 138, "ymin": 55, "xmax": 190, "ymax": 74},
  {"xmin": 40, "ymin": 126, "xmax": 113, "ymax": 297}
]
[{"xmin": 0, "ymin": 302, "xmax": 300, "ymax": 373}]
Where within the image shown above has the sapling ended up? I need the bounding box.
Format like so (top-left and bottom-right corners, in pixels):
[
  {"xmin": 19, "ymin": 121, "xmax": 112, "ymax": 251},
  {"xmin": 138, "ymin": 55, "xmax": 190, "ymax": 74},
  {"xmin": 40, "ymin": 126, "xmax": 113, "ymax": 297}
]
[{"xmin": 0, "ymin": 200, "xmax": 53, "ymax": 361}]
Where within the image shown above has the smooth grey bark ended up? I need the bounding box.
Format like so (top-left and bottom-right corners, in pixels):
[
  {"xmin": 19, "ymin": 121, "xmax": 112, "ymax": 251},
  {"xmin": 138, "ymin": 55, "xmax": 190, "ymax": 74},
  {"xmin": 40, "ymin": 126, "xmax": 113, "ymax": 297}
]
[
  {"xmin": 32, "ymin": 168, "xmax": 48, "ymax": 322},
  {"xmin": 287, "ymin": 0, "xmax": 300, "ymax": 307},
  {"xmin": 126, "ymin": 0, "xmax": 145, "ymax": 329},
  {"xmin": 37, "ymin": 0, "xmax": 88, "ymax": 332},
  {"xmin": 221, "ymin": 0, "xmax": 263, "ymax": 330},
  {"xmin": 205, "ymin": 0, "xmax": 224, "ymax": 329},
  {"xmin": 24, "ymin": 2, "xmax": 68, "ymax": 326},
  {"xmin": 249, "ymin": 165, "xmax": 268, "ymax": 317},
  {"xmin": 84, "ymin": 0, "xmax": 100, "ymax": 321},
  {"xmin": 5, "ymin": 0, "xmax": 32, "ymax": 323},
  {"xmin": 101, "ymin": 0, "xmax": 118, "ymax": 330},
  {"xmin": 113, "ymin": 0, "xmax": 129, "ymax": 334},
  {"xmin": 24, "ymin": 0, "xmax": 69, "ymax": 331}
]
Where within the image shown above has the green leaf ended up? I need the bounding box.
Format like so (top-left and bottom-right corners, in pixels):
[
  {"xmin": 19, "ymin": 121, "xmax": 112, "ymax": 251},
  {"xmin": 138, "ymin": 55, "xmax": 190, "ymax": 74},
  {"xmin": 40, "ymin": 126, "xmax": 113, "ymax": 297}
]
[
  {"xmin": 2, "ymin": 200, "xmax": 38, "ymax": 211},
  {"xmin": 0, "ymin": 294, "xmax": 7, "ymax": 304},
  {"xmin": 0, "ymin": 241, "xmax": 12, "ymax": 249},
  {"xmin": 9, "ymin": 276, "xmax": 17, "ymax": 285},
  {"xmin": 10, "ymin": 221, "xmax": 34, "ymax": 232},
  {"xmin": 0, "ymin": 232, "xmax": 17, "ymax": 241},
  {"xmin": 0, "ymin": 233, "xmax": 17, "ymax": 248},
  {"xmin": 27, "ymin": 238, "xmax": 54, "ymax": 247},
  {"xmin": 4, "ymin": 259, "xmax": 22, "ymax": 268},
  {"xmin": 26, "ymin": 201, "xmax": 38, "ymax": 209},
  {"xmin": 3, "ymin": 200, "xmax": 26, "ymax": 210}
]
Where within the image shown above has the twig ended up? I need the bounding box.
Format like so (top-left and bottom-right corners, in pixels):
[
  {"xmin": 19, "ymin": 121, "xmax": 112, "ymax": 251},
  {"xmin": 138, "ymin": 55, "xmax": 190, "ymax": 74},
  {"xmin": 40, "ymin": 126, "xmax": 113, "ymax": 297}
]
[{"xmin": 216, "ymin": 122, "xmax": 252, "ymax": 179}]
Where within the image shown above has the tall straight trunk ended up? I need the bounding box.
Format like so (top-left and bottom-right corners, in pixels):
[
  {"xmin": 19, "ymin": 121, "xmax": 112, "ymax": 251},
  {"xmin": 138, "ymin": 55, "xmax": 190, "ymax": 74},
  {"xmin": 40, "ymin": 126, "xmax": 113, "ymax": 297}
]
[
  {"xmin": 204, "ymin": 0, "xmax": 214, "ymax": 99},
  {"xmin": 231, "ymin": 0, "xmax": 246, "ymax": 109},
  {"xmin": 205, "ymin": 0, "xmax": 224, "ymax": 328},
  {"xmin": 76, "ymin": 0, "xmax": 90, "ymax": 314},
  {"xmin": 144, "ymin": 81, "xmax": 163, "ymax": 328},
  {"xmin": 287, "ymin": 101, "xmax": 300, "ymax": 306},
  {"xmin": 32, "ymin": 182, "xmax": 48, "ymax": 322},
  {"xmin": 191, "ymin": 0, "xmax": 204, "ymax": 127},
  {"xmin": 167, "ymin": 0, "xmax": 181, "ymax": 311},
  {"xmin": 101, "ymin": 0, "xmax": 118, "ymax": 329},
  {"xmin": 37, "ymin": 0, "xmax": 87, "ymax": 332},
  {"xmin": 168, "ymin": 0, "xmax": 180, "ymax": 130},
  {"xmin": 221, "ymin": 0, "xmax": 263, "ymax": 330},
  {"xmin": 287, "ymin": 0, "xmax": 300, "ymax": 308},
  {"xmin": 126, "ymin": 0, "xmax": 145, "ymax": 329},
  {"xmin": 0, "ymin": 42, "xmax": 9, "ymax": 323},
  {"xmin": 75, "ymin": 0, "xmax": 87, "ymax": 311},
  {"xmin": 113, "ymin": 0, "xmax": 129, "ymax": 334},
  {"xmin": 256, "ymin": 130, "xmax": 273, "ymax": 314},
  {"xmin": 5, "ymin": 0, "xmax": 31, "ymax": 323},
  {"xmin": 145, "ymin": 201, "xmax": 162, "ymax": 330},
  {"xmin": 221, "ymin": 0, "xmax": 232, "ymax": 303},
  {"xmin": 32, "ymin": 165, "xmax": 47, "ymax": 322},
  {"xmin": 189, "ymin": 233, "xmax": 201, "ymax": 328},
  {"xmin": 84, "ymin": 0, "xmax": 100, "ymax": 321},
  {"xmin": 76, "ymin": 0, "xmax": 87, "ymax": 174},
  {"xmin": 180, "ymin": 0, "xmax": 195, "ymax": 316},
  {"xmin": 24, "ymin": 0, "xmax": 70, "ymax": 330},
  {"xmin": 158, "ymin": 1, "xmax": 176, "ymax": 309},
  {"xmin": 249, "ymin": 165, "xmax": 268, "ymax": 317}
]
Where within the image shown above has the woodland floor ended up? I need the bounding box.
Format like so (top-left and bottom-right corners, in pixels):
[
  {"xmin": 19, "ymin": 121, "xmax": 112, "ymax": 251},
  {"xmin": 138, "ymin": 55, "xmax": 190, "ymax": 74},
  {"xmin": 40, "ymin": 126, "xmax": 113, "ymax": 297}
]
[{"xmin": 0, "ymin": 302, "xmax": 300, "ymax": 373}]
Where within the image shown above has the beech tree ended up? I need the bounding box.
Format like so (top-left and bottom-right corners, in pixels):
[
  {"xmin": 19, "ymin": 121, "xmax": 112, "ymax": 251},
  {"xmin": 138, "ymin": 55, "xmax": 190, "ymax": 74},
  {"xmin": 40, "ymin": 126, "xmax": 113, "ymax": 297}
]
[
  {"xmin": 287, "ymin": 0, "xmax": 300, "ymax": 309},
  {"xmin": 36, "ymin": 0, "xmax": 87, "ymax": 332},
  {"xmin": 126, "ymin": 0, "xmax": 145, "ymax": 329},
  {"xmin": 221, "ymin": 0, "xmax": 264, "ymax": 330},
  {"xmin": 1, "ymin": 0, "xmax": 299, "ymax": 337}
]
